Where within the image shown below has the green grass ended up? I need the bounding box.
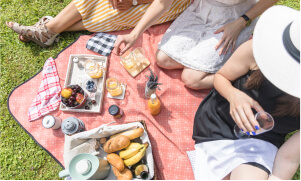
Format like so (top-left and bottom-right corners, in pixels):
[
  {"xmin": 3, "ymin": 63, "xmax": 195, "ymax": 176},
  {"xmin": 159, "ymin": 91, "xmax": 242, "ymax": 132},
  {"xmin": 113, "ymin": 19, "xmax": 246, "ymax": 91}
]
[{"xmin": 0, "ymin": 0, "xmax": 300, "ymax": 179}]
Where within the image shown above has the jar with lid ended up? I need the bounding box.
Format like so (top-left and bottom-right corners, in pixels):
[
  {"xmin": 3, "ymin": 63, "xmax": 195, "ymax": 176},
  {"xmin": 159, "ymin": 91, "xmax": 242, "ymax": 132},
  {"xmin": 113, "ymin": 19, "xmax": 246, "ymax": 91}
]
[{"xmin": 108, "ymin": 105, "xmax": 124, "ymax": 119}]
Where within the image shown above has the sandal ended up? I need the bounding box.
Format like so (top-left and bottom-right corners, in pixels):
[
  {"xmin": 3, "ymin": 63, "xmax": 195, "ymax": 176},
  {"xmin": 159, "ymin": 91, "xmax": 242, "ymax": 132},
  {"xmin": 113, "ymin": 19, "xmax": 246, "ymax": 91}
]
[
  {"xmin": 10, "ymin": 16, "xmax": 54, "ymax": 43},
  {"xmin": 8, "ymin": 22, "xmax": 59, "ymax": 48}
]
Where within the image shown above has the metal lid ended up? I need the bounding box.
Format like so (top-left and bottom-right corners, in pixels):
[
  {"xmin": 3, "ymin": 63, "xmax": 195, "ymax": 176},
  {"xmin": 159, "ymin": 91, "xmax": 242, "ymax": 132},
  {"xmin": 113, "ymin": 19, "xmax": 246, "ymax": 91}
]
[
  {"xmin": 73, "ymin": 57, "xmax": 79, "ymax": 63},
  {"xmin": 140, "ymin": 171, "xmax": 149, "ymax": 180},
  {"xmin": 61, "ymin": 117, "xmax": 79, "ymax": 135},
  {"xmin": 42, "ymin": 115, "xmax": 55, "ymax": 129},
  {"xmin": 108, "ymin": 105, "xmax": 119, "ymax": 116}
]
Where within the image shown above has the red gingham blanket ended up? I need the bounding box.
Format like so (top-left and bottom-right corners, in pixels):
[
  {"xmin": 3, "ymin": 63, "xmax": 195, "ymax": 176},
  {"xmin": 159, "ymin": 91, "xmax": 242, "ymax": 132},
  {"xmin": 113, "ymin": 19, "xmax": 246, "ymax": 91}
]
[{"xmin": 8, "ymin": 22, "xmax": 210, "ymax": 180}]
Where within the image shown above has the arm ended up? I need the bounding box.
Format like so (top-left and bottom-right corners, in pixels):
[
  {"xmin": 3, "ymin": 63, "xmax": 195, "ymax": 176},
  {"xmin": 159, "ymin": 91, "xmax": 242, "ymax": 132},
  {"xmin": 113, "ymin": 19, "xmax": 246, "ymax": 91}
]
[
  {"xmin": 114, "ymin": 0, "xmax": 173, "ymax": 55},
  {"xmin": 269, "ymin": 131, "xmax": 300, "ymax": 180},
  {"xmin": 215, "ymin": 0, "xmax": 279, "ymax": 55},
  {"xmin": 214, "ymin": 40, "xmax": 264, "ymax": 134}
]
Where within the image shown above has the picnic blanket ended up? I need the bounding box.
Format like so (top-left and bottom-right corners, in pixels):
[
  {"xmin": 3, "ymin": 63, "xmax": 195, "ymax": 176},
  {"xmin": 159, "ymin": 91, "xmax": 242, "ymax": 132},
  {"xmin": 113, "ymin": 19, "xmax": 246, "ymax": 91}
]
[{"xmin": 7, "ymin": 22, "xmax": 210, "ymax": 180}]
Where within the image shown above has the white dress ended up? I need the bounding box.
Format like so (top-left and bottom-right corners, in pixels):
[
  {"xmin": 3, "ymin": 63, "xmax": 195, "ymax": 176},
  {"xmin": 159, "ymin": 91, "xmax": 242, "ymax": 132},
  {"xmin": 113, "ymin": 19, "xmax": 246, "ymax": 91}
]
[{"xmin": 158, "ymin": 0, "xmax": 258, "ymax": 73}]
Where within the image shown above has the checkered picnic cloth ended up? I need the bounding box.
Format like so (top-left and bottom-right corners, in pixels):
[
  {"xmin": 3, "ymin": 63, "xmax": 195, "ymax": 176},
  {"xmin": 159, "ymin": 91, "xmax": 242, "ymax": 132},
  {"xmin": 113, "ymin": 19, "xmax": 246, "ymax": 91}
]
[
  {"xmin": 86, "ymin": 32, "xmax": 117, "ymax": 56},
  {"xmin": 28, "ymin": 57, "xmax": 61, "ymax": 121}
]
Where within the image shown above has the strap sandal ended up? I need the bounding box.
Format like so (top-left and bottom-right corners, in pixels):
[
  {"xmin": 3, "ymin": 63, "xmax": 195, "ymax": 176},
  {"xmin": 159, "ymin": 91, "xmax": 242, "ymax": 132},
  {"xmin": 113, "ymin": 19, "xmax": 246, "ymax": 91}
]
[
  {"xmin": 14, "ymin": 16, "xmax": 53, "ymax": 43},
  {"xmin": 9, "ymin": 22, "xmax": 59, "ymax": 48}
]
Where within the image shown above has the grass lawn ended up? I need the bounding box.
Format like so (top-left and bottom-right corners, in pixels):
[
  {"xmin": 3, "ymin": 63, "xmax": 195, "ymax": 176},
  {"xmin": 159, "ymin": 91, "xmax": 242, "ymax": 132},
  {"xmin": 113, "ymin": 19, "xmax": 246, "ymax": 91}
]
[{"xmin": 0, "ymin": 0, "xmax": 300, "ymax": 179}]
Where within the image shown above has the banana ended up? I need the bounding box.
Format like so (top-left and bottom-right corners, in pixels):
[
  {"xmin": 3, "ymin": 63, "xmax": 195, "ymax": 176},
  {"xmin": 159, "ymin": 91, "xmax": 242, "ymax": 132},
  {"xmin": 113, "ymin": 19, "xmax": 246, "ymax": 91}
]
[
  {"xmin": 123, "ymin": 143, "xmax": 148, "ymax": 166},
  {"xmin": 125, "ymin": 142, "xmax": 143, "ymax": 150},
  {"xmin": 119, "ymin": 144, "xmax": 144, "ymax": 159}
]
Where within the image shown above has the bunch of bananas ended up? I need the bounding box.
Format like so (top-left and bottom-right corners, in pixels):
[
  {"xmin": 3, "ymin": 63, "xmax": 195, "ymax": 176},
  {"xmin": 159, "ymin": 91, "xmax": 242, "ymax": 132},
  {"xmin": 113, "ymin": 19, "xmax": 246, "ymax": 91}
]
[{"xmin": 119, "ymin": 142, "xmax": 149, "ymax": 166}]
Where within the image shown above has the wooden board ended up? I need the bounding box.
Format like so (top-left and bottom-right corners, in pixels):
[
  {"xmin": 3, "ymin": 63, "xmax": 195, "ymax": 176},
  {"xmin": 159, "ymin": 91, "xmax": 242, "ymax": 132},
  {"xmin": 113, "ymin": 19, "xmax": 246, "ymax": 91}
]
[
  {"xmin": 59, "ymin": 54, "xmax": 107, "ymax": 113},
  {"xmin": 120, "ymin": 48, "xmax": 150, "ymax": 77}
]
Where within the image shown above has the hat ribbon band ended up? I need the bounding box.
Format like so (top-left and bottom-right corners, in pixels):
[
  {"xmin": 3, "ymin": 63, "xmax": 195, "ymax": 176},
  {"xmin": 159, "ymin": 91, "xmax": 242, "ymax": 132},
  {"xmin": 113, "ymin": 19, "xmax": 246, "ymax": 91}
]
[{"xmin": 283, "ymin": 22, "xmax": 300, "ymax": 63}]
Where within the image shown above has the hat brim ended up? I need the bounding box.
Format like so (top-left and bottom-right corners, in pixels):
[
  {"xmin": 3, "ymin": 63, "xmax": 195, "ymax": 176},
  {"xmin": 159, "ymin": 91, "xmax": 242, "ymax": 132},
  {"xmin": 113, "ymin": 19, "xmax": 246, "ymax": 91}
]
[{"xmin": 253, "ymin": 6, "xmax": 300, "ymax": 98}]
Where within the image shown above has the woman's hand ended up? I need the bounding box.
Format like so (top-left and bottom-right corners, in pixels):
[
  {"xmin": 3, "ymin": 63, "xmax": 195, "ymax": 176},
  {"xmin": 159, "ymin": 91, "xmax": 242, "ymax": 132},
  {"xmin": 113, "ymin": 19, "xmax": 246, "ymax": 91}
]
[
  {"xmin": 114, "ymin": 33, "xmax": 138, "ymax": 56},
  {"xmin": 228, "ymin": 89, "xmax": 265, "ymax": 135},
  {"xmin": 214, "ymin": 18, "xmax": 246, "ymax": 55},
  {"xmin": 109, "ymin": 0, "xmax": 133, "ymax": 11}
]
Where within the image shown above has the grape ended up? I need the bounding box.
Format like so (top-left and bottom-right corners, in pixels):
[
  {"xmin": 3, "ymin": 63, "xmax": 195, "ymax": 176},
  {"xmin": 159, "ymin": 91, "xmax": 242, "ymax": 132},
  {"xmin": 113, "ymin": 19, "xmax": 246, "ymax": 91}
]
[
  {"xmin": 70, "ymin": 96, "xmax": 76, "ymax": 101},
  {"xmin": 71, "ymin": 91, "xmax": 76, "ymax": 96}
]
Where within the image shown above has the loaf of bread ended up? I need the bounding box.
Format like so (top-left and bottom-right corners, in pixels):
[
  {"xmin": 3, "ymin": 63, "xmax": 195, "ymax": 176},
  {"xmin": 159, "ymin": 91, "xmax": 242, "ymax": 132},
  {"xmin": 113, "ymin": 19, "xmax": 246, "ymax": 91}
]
[
  {"xmin": 106, "ymin": 153, "xmax": 124, "ymax": 172},
  {"xmin": 103, "ymin": 135, "xmax": 130, "ymax": 153},
  {"xmin": 112, "ymin": 166, "xmax": 133, "ymax": 180},
  {"xmin": 110, "ymin": 127, "xmax": 144, "ymax": 140}
]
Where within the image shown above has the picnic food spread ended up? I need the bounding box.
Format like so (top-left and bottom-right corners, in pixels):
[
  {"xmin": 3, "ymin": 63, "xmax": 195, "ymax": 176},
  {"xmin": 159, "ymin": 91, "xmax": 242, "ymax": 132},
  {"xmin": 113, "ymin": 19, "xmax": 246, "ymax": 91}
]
[{"xmin": 32, "ymin": 48, "xmax": 160, "ymax": 180}]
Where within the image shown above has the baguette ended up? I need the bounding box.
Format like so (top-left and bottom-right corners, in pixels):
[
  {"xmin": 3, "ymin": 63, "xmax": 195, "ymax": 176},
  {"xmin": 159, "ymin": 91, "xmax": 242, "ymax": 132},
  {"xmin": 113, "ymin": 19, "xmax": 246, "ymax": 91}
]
[
  {"xmin": 106, "ymin": 153, "xmax": 124, "ymax": 172},
  {"xmin": 110, "ymin": 127, "xmax": 144, "ymax": 140},
  {"xmin": 112, "ymin": 166, "xmax": 133, "ymax": 180},
  {"xmin": 103, "ymin": 135, "xmax": 130, "ymax": 153}
]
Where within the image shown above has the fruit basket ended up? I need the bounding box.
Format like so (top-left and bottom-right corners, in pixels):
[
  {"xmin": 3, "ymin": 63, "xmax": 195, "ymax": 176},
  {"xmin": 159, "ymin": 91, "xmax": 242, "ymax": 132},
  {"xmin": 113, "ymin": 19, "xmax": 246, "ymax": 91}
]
[{"xmin": 60, "ymin": 54, "xmax": 107, "ymax": 113}]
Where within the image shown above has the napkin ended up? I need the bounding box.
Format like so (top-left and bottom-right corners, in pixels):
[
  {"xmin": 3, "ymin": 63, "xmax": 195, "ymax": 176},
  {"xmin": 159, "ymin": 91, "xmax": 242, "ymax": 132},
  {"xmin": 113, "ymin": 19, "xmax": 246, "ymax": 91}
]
[{"xmin": 28, "ymin": 57, "xmax": 61, "ymax": 121}]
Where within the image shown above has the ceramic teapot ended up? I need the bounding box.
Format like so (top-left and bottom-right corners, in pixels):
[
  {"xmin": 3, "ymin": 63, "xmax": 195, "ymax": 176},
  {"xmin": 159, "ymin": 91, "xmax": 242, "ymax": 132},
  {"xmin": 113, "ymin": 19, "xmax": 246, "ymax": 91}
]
[{"xmin": 59, "ymin": 153, "xmax": 110, "ymax": 180}]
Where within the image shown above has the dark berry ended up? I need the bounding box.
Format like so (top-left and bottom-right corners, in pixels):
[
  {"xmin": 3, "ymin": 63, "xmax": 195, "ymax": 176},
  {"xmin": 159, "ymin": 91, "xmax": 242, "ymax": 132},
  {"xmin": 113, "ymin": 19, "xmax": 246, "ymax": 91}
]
[
  {"xmin": 71, "ymin": 91, "xmax": 76, "ymax": 96},
  {"xmin": 70, "ymin": 96, "xmax": 76, "ymax": 101},
  {"xmin": 85, "ymin": 106, "xmax": 90, "ymax": 110},
  {"xmin": 74, "ymin": 85, "xmax": 80, "ymax": 89},
  {"xmin": 91, "ymin": 100, "xmax": 96, "ymax": 104},
  {"xmin": 80, "ymin": 90, "xmax": 84, "ymax": 95}
]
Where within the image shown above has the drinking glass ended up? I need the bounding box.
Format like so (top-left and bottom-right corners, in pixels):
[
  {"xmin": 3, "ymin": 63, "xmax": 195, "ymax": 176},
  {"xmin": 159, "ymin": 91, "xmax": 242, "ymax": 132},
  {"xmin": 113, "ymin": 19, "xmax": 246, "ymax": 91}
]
[
  {"xmin": 106, "ymin": 77, "xmax": 123, "ymax": 97},
  {"xmin": 133, "ymin": 47, "xmax": 146, "ymax": 62},
  {"xmin": 84, "ymin": 59, "xmax": 104, "ymax": 79},
  {"xmin": 120, "ymin": 50, "xmax": 137, "ymax": 70},
  {"xmin": 234, "ymin": 111, "xmax": 274, "ymax": 138}
]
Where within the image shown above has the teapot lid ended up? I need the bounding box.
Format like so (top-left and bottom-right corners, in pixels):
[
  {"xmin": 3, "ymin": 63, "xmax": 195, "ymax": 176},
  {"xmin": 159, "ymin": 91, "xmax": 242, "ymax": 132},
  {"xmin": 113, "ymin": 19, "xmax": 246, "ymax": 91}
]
[{"xmin": 68, "ymin": 154, "xmax": 100, "ymax": 180}]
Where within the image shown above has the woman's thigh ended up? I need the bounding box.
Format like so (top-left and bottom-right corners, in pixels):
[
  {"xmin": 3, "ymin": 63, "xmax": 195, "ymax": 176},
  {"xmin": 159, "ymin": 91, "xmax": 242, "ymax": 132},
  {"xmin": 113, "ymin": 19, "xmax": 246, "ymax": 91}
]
[
  {"xmin": 230, "ymin": 164, "xmax": 269, "ymax": 180},
  {"xmin": 155, "ymin": 50, "xmax": 184, "ymax": 69}
]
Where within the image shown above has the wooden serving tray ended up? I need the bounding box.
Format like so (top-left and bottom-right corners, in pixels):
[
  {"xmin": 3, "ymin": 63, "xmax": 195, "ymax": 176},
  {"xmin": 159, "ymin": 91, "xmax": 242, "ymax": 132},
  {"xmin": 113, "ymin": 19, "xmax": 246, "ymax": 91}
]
[
  {"xmin": 120, "ymin": 48, "xmax": 150, "ymax": 77},
  {"xmin": 59, "ymin": 54, "xmax": 107, "ymax": 113}
]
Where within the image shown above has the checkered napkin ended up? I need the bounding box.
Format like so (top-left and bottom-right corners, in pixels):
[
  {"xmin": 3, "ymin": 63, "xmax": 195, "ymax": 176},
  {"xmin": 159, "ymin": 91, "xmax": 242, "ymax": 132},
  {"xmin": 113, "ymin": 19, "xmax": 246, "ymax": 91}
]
[
  {"xmin": 86, "ymin": 32, "xmax": 117, "ymax": 56},
  {"xmin": 28, "ymin": 57, "xmax": 61, "ymax": 121}
]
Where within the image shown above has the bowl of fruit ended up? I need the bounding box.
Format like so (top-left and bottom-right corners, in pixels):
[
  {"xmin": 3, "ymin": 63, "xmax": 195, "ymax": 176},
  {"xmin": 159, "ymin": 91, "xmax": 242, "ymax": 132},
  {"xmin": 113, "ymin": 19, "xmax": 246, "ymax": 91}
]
[{"xmin": 60, "ymin": 85, "xmax": 87, "ymax": 109}]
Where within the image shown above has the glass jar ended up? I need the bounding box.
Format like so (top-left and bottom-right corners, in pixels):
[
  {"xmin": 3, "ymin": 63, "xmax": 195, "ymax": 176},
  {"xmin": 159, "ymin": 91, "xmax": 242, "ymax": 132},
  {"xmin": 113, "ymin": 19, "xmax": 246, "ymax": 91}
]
[
  {"xmin": 106, "ymin": 77, "xmax": 123, "ymax": 97},
  {"xmin": 84, "ymin": 59, "xmax": 104, "ymax": 79},
  {"xmin": 108, "ymin": 105, "xmax": 124, "ymax": 119}
]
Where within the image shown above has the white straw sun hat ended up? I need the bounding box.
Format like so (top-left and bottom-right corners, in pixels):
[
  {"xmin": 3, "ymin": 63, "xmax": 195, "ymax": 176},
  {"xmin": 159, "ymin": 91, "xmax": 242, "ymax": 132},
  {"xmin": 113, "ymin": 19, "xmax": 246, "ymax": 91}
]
[{"xmin": 253, "ymin": 6, "xmax": 300, "ymax": 98}]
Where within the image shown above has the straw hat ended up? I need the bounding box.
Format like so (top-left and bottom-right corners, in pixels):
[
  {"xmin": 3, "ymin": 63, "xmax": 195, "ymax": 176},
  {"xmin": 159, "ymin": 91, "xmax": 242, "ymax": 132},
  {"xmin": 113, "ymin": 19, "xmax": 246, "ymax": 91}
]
[{"xmin": 253, "ymin": 6, "xmax": 300, "ymax": 98}]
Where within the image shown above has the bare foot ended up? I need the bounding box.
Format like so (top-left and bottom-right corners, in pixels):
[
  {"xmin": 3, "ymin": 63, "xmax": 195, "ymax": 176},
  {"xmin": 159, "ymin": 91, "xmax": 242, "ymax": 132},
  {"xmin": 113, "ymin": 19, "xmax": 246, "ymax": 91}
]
[
  {"xmin": 5, "ymin": 20, "xmax": 53, "ymax": 43},
  {"xmin": 6, "ymin": 21, "xmax": 29, "ymax": 42}
]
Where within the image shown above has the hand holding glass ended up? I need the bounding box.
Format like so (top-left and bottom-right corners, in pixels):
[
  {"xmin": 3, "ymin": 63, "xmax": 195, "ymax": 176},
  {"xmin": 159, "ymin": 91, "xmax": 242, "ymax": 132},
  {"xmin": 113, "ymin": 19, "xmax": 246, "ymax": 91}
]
[{"xmin": 234, "ymin": 111, "xmax": 274, "ymax": 138}]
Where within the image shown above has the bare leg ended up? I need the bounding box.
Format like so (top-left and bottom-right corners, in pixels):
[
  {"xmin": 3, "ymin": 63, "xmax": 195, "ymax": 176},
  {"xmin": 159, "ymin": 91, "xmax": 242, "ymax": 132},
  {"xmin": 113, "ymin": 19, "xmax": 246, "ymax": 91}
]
[
  {"xmin": 181, "ymin": 67, "xmax": 214, "ymax": 90},
  {"xmin": 155, "ymin": 49, "xmax": 184, "ymax": 69},
  {"xmin": 46, "ymin": 1, "xmax": 83, "ymax": 33},
  {"xmin": 6, "ymin": 1, "xmax": 84, "ymax": 42},
  {"xmin": 65, "ymin": 20, "xmax": 86, "ymax": 32},
  {"xmin": 230, "ymin": 164, "xmax": 269, "ymax": 180}
]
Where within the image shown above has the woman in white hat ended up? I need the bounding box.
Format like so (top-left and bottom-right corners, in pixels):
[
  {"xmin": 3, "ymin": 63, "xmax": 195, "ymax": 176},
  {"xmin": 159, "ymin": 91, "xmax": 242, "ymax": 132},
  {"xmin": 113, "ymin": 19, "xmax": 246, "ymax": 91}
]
[{"xmin": 192, "ymin": 6, "xmax": 299, "ymax": 179}]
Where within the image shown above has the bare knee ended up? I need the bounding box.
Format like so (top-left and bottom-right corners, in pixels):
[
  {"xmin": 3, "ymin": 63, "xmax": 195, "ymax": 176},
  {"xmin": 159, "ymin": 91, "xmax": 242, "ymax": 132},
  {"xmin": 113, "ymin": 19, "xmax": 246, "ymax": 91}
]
[
  {"xmin": 181, "ymin": 70, "xmax": 214, "ymax": 90},
  {"xmin": 181, "ymin": 73, "xmax": 202, "ymax": 89},
  {"xmin": 155, "ymin": 50, "xmax": 171, "ymax": 69}
]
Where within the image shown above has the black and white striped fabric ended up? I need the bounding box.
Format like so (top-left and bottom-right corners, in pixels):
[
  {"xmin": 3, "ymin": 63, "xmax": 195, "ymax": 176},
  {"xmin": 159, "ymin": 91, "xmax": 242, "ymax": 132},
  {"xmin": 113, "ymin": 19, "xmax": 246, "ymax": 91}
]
[{"xmin": 86, "ymin": 32, "xmax": 117, "ymax": 56}]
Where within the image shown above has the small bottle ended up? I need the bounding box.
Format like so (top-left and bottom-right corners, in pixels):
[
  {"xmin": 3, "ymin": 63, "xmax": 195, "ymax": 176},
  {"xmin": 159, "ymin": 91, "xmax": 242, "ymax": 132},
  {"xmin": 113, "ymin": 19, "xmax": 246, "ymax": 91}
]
[
  {"xmin": 148, "ymin": 94, "xmax": 161, "ymax": 116},
  {"xmin": 130, "ymin": 161, "xmax": 149, "ymax": 180}
]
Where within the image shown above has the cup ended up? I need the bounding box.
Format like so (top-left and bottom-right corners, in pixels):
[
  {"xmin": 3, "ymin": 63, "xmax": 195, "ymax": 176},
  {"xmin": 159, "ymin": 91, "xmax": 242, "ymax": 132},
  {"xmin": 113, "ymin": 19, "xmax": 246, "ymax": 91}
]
[
  {"xmin": 106, "ymin": 77, "xmax": 123, "ymax": 97},
  {"xmin": 133, "ymin": 47, "xmax": 146, "ymax": 62},
  {"xmin": 84, "ymin": 59, "xmax": 104, "ymax": 79},
  {"xmin": 234, "ymin": 111, "xmax": 274, "ymax": 139},
  {"xmin": 120, "ymin": 50, "xmax": 137, "ymax": 70}
]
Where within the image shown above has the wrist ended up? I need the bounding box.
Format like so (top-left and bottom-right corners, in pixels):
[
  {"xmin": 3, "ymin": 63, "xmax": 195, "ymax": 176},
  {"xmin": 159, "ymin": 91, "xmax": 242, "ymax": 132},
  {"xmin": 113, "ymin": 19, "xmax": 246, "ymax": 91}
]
[{"xmin": 237, "ymin": 17, "xmax": 247, "ymax": 29}]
